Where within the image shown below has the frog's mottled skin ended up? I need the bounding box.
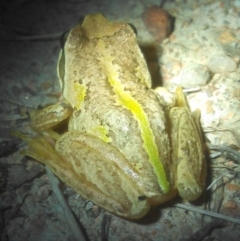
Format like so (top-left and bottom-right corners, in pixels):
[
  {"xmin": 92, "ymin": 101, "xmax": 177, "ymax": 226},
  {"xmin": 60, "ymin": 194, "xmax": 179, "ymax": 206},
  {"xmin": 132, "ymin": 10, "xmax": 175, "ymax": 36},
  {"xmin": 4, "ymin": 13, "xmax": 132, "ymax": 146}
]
[{"xmin": 15, "ymin": 14, "xmax": 206, "ymax": 219}]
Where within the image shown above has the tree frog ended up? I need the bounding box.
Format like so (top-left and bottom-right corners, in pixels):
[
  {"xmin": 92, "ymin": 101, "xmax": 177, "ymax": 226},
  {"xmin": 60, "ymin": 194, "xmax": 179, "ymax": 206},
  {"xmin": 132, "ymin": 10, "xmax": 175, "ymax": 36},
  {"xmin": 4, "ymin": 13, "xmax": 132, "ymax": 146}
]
[{"xmin": 15, "ymin": 13, "xmax": 206, "ymax": 219}]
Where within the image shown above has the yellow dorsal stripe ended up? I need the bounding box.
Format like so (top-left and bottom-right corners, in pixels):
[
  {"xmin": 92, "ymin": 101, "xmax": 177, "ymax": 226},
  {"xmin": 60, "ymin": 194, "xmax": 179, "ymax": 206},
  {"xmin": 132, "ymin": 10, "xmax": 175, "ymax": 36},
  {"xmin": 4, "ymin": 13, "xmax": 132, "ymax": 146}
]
[
  {"xmin": 97, "ymin": 38, "xmax": 169, "ymax": 193},
  {"xmin": 108, "ymin": 77, "xmax": 170, "ymax": 194}
]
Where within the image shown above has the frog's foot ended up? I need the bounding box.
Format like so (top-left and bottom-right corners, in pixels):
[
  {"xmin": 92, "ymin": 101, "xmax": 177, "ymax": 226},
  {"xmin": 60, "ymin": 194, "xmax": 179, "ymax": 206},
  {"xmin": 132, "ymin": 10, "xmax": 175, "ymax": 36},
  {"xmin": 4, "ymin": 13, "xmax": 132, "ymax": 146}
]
[
  {"xmin": 12, "ymin": 131, "xmax": 72, "ymax": 172},
  {"xmin": 169, "ymin": 107, "xmax": 206, "ymax": 201}
]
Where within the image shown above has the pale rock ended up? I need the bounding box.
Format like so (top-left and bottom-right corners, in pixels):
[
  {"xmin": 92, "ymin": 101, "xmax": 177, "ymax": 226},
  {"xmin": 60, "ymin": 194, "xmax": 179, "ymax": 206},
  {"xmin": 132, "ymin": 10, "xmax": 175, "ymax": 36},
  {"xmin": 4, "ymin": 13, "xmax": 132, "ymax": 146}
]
[
  {"xmin": 233, "ymin": 0, "xmax": 240, "ymax": 8},
  {"xmin": 179, "ymin": 63, "xmax": 210, "ymax": 88},
  {"xmin": 207, "ymin": 55, "xmax": 237, "ymax": 73}
]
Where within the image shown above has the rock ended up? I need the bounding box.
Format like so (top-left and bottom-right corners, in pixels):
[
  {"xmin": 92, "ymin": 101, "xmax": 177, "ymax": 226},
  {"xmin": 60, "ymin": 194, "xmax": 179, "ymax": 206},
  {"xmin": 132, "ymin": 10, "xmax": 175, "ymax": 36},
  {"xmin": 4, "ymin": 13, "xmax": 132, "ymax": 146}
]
[
  {"xmin": 85, "ymin": 201, "xmax": 93, "ymax": 211},
  {"xmin": 207, "ymin": 54, "xmax": 237, "ymax": 73},
  {"xmin": 142, "ymin": 6, "xmax": 173, "ymax": 43},
  {"xmin": 32, "ymin": 184, "xmax": 50, "ymax": 202},
  {"xmin": 224, "ymin": 200, "xmax": 237, "ymax": 209},
  {"xmin": 7, "ymin": 163, "xmax": 43, "ymax": 189},
  {"xmin": 180, "ymin": 63, "xmax": 210, "ymax": 88}
]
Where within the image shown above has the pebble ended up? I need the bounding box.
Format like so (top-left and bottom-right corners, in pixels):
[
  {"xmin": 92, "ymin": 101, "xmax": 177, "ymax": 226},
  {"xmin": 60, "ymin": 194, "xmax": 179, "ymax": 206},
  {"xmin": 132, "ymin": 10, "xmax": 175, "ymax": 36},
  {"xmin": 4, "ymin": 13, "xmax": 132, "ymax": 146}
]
[
  {"xmin": 226, "ymin": 183, "xmax": 240, "ymax": 191},
  {"xmin": 179, "ymin": 63, "xmax": 210, "ymax": 88},
  {"xmin": 32, "ymin": 184, "xmax": 50, "ymax": 202},
  {"xmin": 142, "ymin": 6, "xmax": 173, "ymax": 43},
  {"xmin": 218, "ymin": 29, "xmax": 237, "ymax": 44},
  {"xmin": 224, "ymin": 200, "xmax": 237, "ymax": 209},
  {"xmin": 207, "ymin": 54, "xmax": 237, "ymax": 73},
  {"xmin": 85, "ymin": 201, "xmax": 94, "ymax": 211},
  {"xmin": 7, "ymin": 164, "xmax": 42, "ymax": 189},
  {"xmin": 180, "ymin": 224, "xmax": 193, "ymax": 238}
]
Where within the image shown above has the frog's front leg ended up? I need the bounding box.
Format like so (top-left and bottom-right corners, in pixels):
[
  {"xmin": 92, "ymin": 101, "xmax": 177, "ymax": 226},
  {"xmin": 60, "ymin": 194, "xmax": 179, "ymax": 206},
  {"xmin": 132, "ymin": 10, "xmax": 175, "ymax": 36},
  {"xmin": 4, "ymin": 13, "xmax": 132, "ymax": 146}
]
[
  {"xmin": 13, "ymin": 99, "xmax": 73, "ymax": 161},
  {"xmin": 30, "ymin": 100, "xmax": 73, "ymax": 139}
]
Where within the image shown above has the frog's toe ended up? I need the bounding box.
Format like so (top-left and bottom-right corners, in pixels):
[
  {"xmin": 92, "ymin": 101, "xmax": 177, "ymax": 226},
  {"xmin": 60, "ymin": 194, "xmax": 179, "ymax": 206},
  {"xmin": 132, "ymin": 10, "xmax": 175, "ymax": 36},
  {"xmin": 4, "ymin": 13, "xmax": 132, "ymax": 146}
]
[{"xmin": 177, "ymin": 176, "xmax": 203, "ymax": 201}]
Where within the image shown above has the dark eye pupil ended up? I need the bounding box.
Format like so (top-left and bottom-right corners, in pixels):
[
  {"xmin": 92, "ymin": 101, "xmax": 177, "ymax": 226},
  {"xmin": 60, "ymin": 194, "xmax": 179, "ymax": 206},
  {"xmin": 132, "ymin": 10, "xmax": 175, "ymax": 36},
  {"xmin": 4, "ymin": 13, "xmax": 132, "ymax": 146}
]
[{"xmin": 138, "ymin": 195, "xmax": 147, "ymax": 201}]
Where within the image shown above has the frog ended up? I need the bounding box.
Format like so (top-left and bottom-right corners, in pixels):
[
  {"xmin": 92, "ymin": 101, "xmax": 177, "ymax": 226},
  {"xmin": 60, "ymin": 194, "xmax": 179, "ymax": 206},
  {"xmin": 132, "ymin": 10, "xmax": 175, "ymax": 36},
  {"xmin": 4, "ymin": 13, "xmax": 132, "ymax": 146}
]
[{"xmin": 14, "ymin": 13, "xmax": 206, "ymax": 219}]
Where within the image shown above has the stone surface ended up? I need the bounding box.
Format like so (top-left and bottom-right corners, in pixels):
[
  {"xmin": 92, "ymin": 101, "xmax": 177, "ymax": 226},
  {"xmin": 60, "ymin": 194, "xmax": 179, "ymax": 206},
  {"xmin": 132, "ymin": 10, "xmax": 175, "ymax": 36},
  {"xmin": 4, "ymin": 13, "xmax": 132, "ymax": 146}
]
[
  {"xmin": 179, "ymin": 62, "xmax": 210, "ymax": 88},
  {"xmin": 207, "ymin": 54, "xmax": 237, "ymax": 73}
]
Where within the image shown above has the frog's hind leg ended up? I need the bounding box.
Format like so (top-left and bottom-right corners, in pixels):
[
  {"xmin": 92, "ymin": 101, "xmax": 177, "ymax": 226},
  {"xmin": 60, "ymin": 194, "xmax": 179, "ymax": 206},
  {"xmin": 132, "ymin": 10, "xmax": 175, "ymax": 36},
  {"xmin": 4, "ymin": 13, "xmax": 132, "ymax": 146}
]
[
  {"xmin": 55, "ymin": 131, "xmax": 151, "ymax": 219},
  {"xmin": 175, "ymin": 87, "xmax": 203, "ymax": 140},
  {"xmin": 13, "ymin": 131, "xmax": 150, "ymax": 219},
  {"xmin": 13, "ymin": 131, "xmax": 138, "ymax": 216},
  {"xmin": 169, "ymin": 88, "xmax": 206, "ymax": 201}
]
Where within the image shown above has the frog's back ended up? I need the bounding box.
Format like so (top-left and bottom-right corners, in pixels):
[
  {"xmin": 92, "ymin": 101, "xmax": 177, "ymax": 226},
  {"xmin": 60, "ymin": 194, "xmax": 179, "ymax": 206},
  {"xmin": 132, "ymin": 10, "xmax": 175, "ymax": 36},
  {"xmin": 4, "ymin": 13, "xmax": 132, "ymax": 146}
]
[
  {"xmin": 64, "ymin": 16, "xmax": 176, "ymax": 200},
  {"xmin": 69, "ymin": 77, "xmax": 175, "ymax": 198}
]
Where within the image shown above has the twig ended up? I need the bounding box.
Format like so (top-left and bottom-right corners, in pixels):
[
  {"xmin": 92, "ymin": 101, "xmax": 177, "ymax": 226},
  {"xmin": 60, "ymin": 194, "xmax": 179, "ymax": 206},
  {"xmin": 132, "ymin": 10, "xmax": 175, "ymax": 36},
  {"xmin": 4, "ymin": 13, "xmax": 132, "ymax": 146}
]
[
  {"xmin": 0, "ymin": 114, "xmax": 28, "ymax": 122},
  {"xmin": 207, "ymin": 172, "xmax": 231, "ymax": 190},
  {"xmin": 0, "ymin": 97, "xmax": 33, "ymax": 108},
  {"xmin": 101, "ymin": 214, "xmax": 112, "ymax": 241},
  {"xmin": 182, "ymin": 87, "xmax": 201, "ymax": 93},
  {"xmin": 174, "ymin": 203, "xmax": 240, "ymax": 225},
  {"xmin": 46, "ymin": 167, "xmax": 87, "ymax": 241},
  {"xmin": 208, "ymin": 144, "xmax": 240, "ymax": 164}
]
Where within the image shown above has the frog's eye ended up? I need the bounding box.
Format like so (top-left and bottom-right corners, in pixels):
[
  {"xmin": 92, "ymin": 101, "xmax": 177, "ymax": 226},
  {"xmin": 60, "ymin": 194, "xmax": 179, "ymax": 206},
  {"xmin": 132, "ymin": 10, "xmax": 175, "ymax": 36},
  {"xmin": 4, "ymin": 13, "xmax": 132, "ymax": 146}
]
[
  {"xmin": 128, "ymin": 23, "xmax": 138, "ymax": 35},
  {"xmin": 60, "ymin": 31, "xmax": 70, "ymax": 49},
  {"xmin": 138, "ymin": 195, "xmax": 147, "ymax": 201}
]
